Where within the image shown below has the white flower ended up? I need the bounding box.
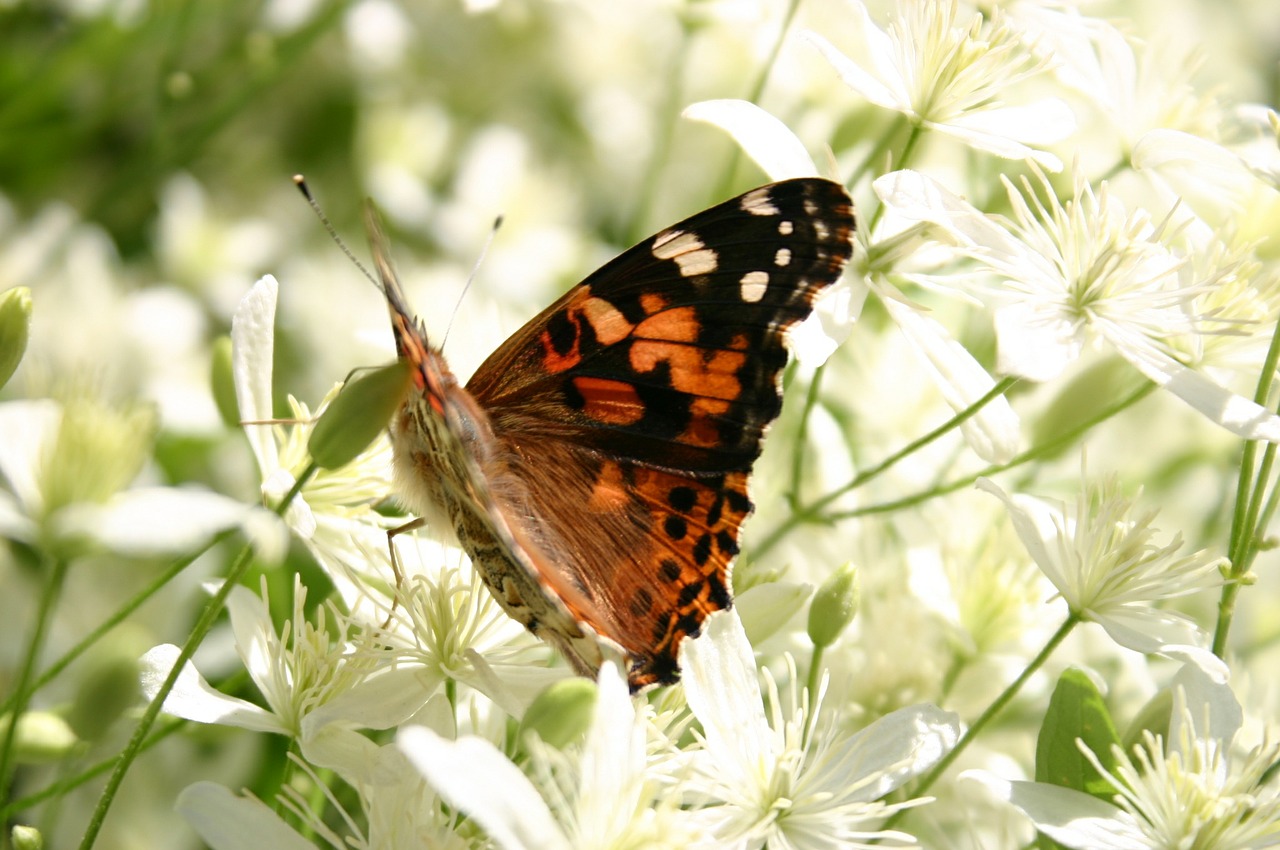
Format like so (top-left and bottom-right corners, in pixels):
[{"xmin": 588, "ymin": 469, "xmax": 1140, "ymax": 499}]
[
  {"xmin": 978, "ymin": 475, "xmax": 1224, "ymax": 657},
  {"xmin": 876, "ymin": 168, "xmax": 1280, "ymax": 441},
  {"xmin": 807, "ymin": 0, "xmax": 1074, "ymax": 170},
  {"xmin": 971, "ymin": 663, "xmax": 1280, "ymax": 848},
  {"xmin": 399, "ymin": 660, "xmax": 695, "ymax": 849},
  {"xmin": 679, "ymin": 609, "xmax": 961, "ymax": 849},
  {"xmin": 0, "ymin": 397, "xmax": 264, "ymax": 556},
  {"xmin": 388, "ymin": 563, "xmax": 565, "ymax": 717},
  {"xmin": 140, "ymin": 578, "xmax": 428, "ymax": 745}
]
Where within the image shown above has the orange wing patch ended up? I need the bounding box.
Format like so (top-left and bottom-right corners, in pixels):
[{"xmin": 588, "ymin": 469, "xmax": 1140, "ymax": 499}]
[{"xmin": 572, "ymin": 376, "xmax": 645, "ymax": 426}]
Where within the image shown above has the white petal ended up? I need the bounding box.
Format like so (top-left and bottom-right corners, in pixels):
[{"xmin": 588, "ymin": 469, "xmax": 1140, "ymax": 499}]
[
  {"xmin": 681, "ymin": 100, "xmax": 819, "ymax": 180},
  {"xmin": 398, "ymin": 726, "xmax": 568, "ymax": 850},
  {"xmin": 139, "ymin": 644, "xmax": 283, "ymax": 734},
  {"xmin": 301, "ymin": 725, "xmax": 387, "ymax": 785},
  {"xmin": 836, "ymin": 704, "xmax": 962, "ymax": 800},
  {"xmin": 1092, "ymin": 607, "xmax": 1210, "ymax": 656},
  {"xmin": 874, "ymin": 170, "xmax": 1023, "ymax": 258},
  {"xmin": 977, "ymin": 480, "xmax": 1072, "ymax": 596},
  {"xmin": 1109, "ymin": 334, "xmax": 1280, "ymax": 442},
  {"xmin": 679, "ymin": 609, "xmax": 770, "ymax": 770},
  {"xmin": 804, "ymin": 23, "xmax": 905, "ymax": 113},
  {"xmin": 176, "ymin": 782, "xmax": 314, "ymax": 850},
  {"xmin": 1170, "ymin": 661, "xmax": 1241, "ymax": 753},
  {"xmin": 225, "ymin": 583, "xmax": 279, "ymax": 696},
  {"xmin": 231, "ymin": 275, "xmax": 280, "ymax": 475},
  {"xmin": 735, "ymin": 581, "xmax": 812, "ymax": 644},
  {"xmin": 579, "ymin": 661, "xmax": 643, "ymax": 811},
  {"xmin": 53, "ymin": 487, "xmax": 258, "ymax": 556},
  {"xmin": 0, "ymin": 399, "xmax": 59, "ymax": 518},
  {"xmin": 881, "ymin": 293, "xmax": 1021, "ymax": 463},
  {"xmin": 967, "ymin": 772, "xmax": 1147, "ymax": 849},
  {"xmin": 1131, "ymin": 128, "xmax": 1247, "ymax": 178},
  {"xmin": 301, "ymin": 665, "xmax": 434, "ymax": 738},
  {"xmin": 938, "ymin": 101, "xmax": 1075, "ymax": 170},
  {"xmin": 993, "ymin": 302, "xmax": 1079, "ymax": 382},
  {"xmin": 791, "ymin": 278, "xmax": 865, "ymax": 368}
]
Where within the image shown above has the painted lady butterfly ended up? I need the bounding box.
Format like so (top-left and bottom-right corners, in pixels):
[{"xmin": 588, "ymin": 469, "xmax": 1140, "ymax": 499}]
[{"xmin": 370, "ymin": 178, "xmax": 855, "ymax": 690}]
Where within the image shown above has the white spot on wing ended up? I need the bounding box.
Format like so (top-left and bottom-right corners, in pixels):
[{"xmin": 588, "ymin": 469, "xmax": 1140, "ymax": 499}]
[
  {"xmin": 740, "ymin": 187, "xmax": 780, "ymax": 216},
  {"xmin": 739, "ymin": 270, "xmax": 769, "ymax": 302},
  {"xmin": 814, "ymin": 220, "xmax": 830, "ymax": 241},
  {"xmin": 774, "ymin": 247, "xmax": 791, "ymax": 267},
  {"xmin": 778, "ymin": 220, "xmax": 793, "ymax": 236},
  {"xmin": 651, "ymin": 229, "xmax": 718, "ymax": 277}
]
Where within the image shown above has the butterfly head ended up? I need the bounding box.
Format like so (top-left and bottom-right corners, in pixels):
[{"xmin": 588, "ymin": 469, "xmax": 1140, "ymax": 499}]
[{"xmin": 362, "ymin": 202, "xmax": 460, "ymax": 417}]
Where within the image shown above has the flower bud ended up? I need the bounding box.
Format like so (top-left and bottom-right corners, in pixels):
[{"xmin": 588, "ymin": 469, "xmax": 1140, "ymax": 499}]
[
  {"xmin": 0, "ymin": 710, "xmax": 79, "ymax": 763},
  {"xmin": 66, "ymin": 642, "xmax": 142, "ymax": 741},
  {"xmin": 807, "ymin": 562, "xmax": 859, "ymax": 649},
  {"xmin": 11, "ymin": 824, "xmax": 43, "ymax": 850},
  {"xmin": 0, "ymin": 287, "xmax": 31, "ymax": 390},
  {"xmin": 519, "ymin": 678, "xmax": 597, "ymax": 749},
  {"xmin": 209, "ymin": 335, "xmax": 240, "ymax": 427},
  {"xmin": 307, "ymin": 361, "xmax": 411, "ymax": 469}
]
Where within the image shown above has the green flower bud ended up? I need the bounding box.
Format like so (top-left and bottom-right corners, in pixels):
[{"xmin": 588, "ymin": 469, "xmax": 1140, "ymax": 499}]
[
  {"xmin": 519, "ymin": 677, "xmax": 597, "ymax": 749},
  {"xmin": 807, "ymin": 562, "xmax": 859, "ymax": 649},
  {"xmin": 210, "ymin": 335, "xmax": 240, "ymax": 427},
  {"xmin": 11, "ymin": 824, "xmax": 43, "ymax": 850},
  {"xmin": 65, "ymin": 644, "xmax": 142, "ymax": 741},
  {"xmin": 0, "ymin": 286, "xmax": 32, "ymax": 390},
  {"xmin": 0, "ymin": 710, "xmax": 79, "ymax": 764},
  {"xmin": 307, "ymin": 361, "xmax": 411, "ymax": 470}
]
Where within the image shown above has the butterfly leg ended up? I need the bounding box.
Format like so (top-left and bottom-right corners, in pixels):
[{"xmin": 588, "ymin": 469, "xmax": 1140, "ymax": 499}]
[{"xmin": 381, "ymin": 516, "xmax": 426, "ymax": 629}]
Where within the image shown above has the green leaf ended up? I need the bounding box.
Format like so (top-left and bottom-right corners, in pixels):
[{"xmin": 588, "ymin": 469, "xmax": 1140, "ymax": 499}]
[{"xmin": 1035, "ymin": 668, "xmax": 1122, "ymax": 799}]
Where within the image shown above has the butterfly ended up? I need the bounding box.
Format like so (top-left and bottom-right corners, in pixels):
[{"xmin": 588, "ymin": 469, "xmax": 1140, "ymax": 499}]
[{"xmin": 369, "ymin": 178, "xmax": 855, "ymax": 690}]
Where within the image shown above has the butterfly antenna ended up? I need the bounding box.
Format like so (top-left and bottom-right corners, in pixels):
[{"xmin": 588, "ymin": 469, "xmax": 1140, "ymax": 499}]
[
  {"xmin": 440, "ymin": 214, "xmax": 503, "ymax": 351},
  {"xmin": 292, "ymin": 175, "xmax": 382, "ymax": 292}
]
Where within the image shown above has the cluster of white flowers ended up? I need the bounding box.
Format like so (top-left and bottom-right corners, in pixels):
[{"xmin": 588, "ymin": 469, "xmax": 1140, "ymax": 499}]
[{"xmin": 4, "ymin": 0, "xmax": 1280, "ymax": 848}]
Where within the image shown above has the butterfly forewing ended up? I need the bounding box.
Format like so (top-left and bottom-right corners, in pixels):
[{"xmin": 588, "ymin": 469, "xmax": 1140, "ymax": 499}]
[{"xmin": 467, "ymin": 178, "xmax": 856, "ymax": 475}]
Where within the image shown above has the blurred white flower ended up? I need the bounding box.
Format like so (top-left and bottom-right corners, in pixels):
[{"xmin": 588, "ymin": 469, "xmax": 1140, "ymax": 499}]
[
  {"xmin": 399, "ymin": 659, "xmax": 696, "ymax": 850},
  {"xmin": 978, "ymin": 475, "xmax": 1224, "ymax": 657},
  {"xmin": 971, "ymin": 663, "xmax": 1280, "ymax": 848},
  {"xmin": 807, "ymin": 0, "xmax": 1074, "ymax": 170},
  {"xmin": 680, "ymin": 609, "xmax": 961, "ymax": 849},
  {"xmin": 876, "ymin": 168, "xmax": 1280, "ymax": 441}
]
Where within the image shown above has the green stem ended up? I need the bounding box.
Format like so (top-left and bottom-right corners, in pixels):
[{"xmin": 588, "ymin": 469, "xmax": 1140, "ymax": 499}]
[
  {"xmin": 0, "ymin": 718, "xmax": 186, "ymax": 821},
  {"xmin": 712, "ymin": 0, "xmax": 805, "ymax": 199},
  {"xmin": 787, "ymin": 362, "xmax": 827, "ymax": 510},
  {"xmin": 806, "ymin": 644, "xmax": 826, "ymax": 700},
  {"xmin": 866, "ymin": 122, "xmax": 923, "ymax": 232},
  {"xmin": 0, "ymin": 553, "xmax": 70, "ymax": 806},
  {"xmin": 0, "ymin": 529, "xmax": 237, "ymax": 719},
  {"xmin": 1216, "ymin": 314, "xmax": 1280, "ymax": 656},
  {"xmin": 77, "ymin": 462, "xmax": 318, "ymax": 849},
  {"xmin": 756, "ymin": 380, "xmax": 1154, "ymax": 559},
  {"xmin": 755, "ymin": 376, "xmax": 1017, "ymax": 559},
  {"xmin": 626, "ymin": 19, "xmax": 694, "ymax": 246},
  {"xmin": 880, "ymin": 614, "xmax": 1081, "ymax": 834}
]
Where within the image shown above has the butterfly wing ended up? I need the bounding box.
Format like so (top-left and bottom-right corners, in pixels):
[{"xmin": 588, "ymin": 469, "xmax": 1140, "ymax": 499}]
[{"xmin": 466, "ymin": 178, "xmax": 855, "ymax": 686}]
